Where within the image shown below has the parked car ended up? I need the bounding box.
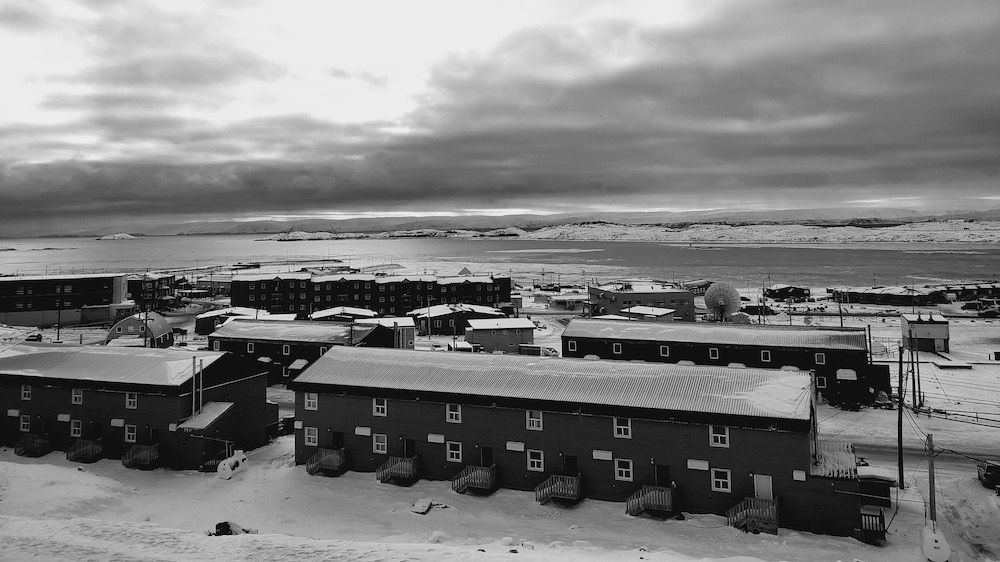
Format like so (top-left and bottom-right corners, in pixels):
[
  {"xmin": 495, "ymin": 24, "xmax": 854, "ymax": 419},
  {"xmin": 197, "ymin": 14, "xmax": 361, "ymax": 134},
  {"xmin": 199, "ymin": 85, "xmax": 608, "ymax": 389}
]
[
  {"xmin": 24, "ymin": 334, "xmax": 42, "ymax": 342},
  {"xmin": 977, "ymin": 461, "xmax": 1000, "ymax": 488}
]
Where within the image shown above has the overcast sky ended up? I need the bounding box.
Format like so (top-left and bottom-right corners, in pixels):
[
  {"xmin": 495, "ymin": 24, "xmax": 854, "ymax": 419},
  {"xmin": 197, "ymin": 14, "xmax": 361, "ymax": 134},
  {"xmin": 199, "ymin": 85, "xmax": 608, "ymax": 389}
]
[{"xmin": 2, "ymin": 0, "xmax": 999, "ymax": 231}]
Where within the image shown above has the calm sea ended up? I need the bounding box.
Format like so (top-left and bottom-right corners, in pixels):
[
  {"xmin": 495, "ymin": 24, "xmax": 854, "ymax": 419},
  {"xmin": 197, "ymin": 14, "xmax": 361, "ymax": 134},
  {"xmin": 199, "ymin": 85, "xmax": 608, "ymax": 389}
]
[{"xmin": 1, "ymin": 235, "xmax": 998, "ymax": 289}]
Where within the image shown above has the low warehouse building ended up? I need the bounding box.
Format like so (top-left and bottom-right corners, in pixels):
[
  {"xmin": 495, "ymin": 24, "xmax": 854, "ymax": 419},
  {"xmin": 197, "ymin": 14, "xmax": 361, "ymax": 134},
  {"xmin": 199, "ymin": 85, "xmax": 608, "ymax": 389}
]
[{"xmin": 464, "ymin": 318, "xmax": 535, "ymax": 353}]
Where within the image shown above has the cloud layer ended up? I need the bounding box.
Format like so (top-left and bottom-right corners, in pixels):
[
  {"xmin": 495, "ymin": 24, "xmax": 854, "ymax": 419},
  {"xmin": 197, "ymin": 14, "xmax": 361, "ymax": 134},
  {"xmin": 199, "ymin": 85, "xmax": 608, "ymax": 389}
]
[{"xmin": 1, "ymin": 0, "xmax": 999, "ymax": 232}]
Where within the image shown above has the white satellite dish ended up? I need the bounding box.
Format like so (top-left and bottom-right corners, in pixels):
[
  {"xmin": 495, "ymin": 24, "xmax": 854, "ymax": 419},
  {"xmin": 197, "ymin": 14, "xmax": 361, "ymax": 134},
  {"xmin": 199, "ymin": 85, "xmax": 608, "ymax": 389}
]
[{"xmin": 704, "ymin": 282, "xmax": 741, "ymax": 322}]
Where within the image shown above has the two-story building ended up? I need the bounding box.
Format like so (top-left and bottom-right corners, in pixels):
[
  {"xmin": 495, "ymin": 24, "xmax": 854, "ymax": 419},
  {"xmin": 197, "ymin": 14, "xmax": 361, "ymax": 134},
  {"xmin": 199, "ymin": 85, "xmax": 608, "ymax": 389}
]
[
  {"xmin": 289, "ymin": 347, "xmax": 883, "ymax": 537},
  {"xmin": 464, "ymin": 318, "xmax": 535, "ymax": 353},
  {"xmin": 588, "ymin": 282, "xmax": 695, "ymax": 322},
  {"xmin": 560, "ymin": 319, "xmax": 890, "ymax": 405},
  {"xmin": 0, "ymin": 273, "xmax": 134, "ymax": 327},
  {"xmin": 0, "ymin": 344, "xmax": 272, "ymax": 469},
  {"xmin": 407, "ymin": 304, "xmax": 507, "ymax": 336},
  {"xmin": 126, "ymin": 273, "xmax": 176, "ymax": 311}
]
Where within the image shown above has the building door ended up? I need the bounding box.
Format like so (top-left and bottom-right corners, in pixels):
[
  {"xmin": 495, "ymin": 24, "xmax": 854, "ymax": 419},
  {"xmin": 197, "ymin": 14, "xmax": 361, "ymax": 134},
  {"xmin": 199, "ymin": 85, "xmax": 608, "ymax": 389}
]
[
  {"xmin": 754, "ymin": 474, "xmax": 773, "ymax": 501},
  {"xmin": 655, "ymin": 464, "xmax": 671, "ymax": 486},
  {"xmin": 480, "ymin": 446, "xmax": 494, "ymax": 467},
  {"xmin": 330, "ymin": 431, "xmax": 344, "ymax": 448},
  {"xmin": 403, "ymin": 438, "xmax": 416, "ymax": 458},
  {"xmin": 934, "ymin": 339, "xmax": 945, "ymax": 352},
  {"xmin": 563, "ymin": 454, "xmax": 579, "ymax": 476}
]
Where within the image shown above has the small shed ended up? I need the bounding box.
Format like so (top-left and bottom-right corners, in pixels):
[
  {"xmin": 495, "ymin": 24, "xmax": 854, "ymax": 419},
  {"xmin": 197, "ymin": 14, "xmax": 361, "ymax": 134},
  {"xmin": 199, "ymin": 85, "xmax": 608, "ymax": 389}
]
[{"xmin": 900, "ymin": 313, "xmax": 949, "ymax": 353}]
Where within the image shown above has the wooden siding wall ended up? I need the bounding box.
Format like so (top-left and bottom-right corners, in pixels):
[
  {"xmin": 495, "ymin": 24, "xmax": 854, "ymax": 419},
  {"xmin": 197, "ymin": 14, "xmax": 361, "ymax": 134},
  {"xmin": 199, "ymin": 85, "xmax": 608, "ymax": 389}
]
[{"xmin": 464, "ymin": 329, "xmax": 534, "ymax": 353}]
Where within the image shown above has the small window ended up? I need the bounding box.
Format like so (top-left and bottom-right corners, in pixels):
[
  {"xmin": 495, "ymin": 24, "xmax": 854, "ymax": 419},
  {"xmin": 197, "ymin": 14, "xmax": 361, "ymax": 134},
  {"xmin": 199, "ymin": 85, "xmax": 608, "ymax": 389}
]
[
  {"xmin": 299, "ymin": 293, "xmax": 306, "ymax": 299},
  {"xmin": 526, "ymin": 409, "xmax": 543, "ymax": 431},
  {"xmin": 249, "ymin": 295, "xmax": 255, "ymax": 302},
  {"xmin": 247, "ymin": 342, "xmax": 255, "ymax": 353},
  {"xmin": 815, "ymin": 353, "xmax": 826, "ymax": 365},
  {"xmin": 70, "ymin": 419, "xmax": 82, "ymax": 438},
  {"xmin": 125, "ymin": 392, "xmax": 138, "ymax": 409},
  {"xmin": 709, "ymin": 347, "xmax": 719, "ymax": 360},
  {"xmin": 659, "ymin": 345, "xmax": 670, "ymax": 357},
  {"xmin": 446, "ymin": 403, "xmax": 461, "ymax": 423},
  {"xmin": 124, "ymin": 424, "xmax": 137, "ymax": 443},
  {"xmin": 567, "ymin": 340, "xmax": 577, "ymax": 352},
  {"xmin": 711, "ymin": 468, "xmax": 732, "ymax": 492},
  {"xmin": 116, "ymin": 326, "xmax": 122, "ymax": 333},
  {"xmin": 21, "ymin": 384, "xmax": 31, "ymax": 401},
  {"xmin": 614, "ymin": 417, "xmax": 631, "ymax": 439},
  {"xmin": 300, "ymin": 281, "xmax": 306, "ymax": 288},
  {"xmin": 304, "ymin": 427, "xmax": 318, "ymax": 446},
  {"xmin": 305, "ymin": 392, "xmax": 318, "ymax": 411},
  {"xmin": 710, "ymin": 425, "xmax": 729, "ymax": 448},
  {"xmin": 615, "ymin": 458, "xmax": 633, "ymax": 481},
  {"xmin": 282, "ymin": 344, "xmax": 290, "ymax": 356},
  {"xmin": 446, "ymin": 441, "xmax": 462, "ymax": 463},
  {"xmin": 213, "ymin": 341, "xmax": 220, "ymax": 351},
  {"xmin": 373, "ymin": 398, "xmax": 387, "ymax": 416},
  {"xmin": 433, "ymin": 320, "xmax": 442, "ymax": 328},
  {"xmin": 319, "ymin": 347, "xmax": 327, "ymax": 354},
  {"xmin": 19, "ymin": 414, "xmax": 30, "ymax": 432},
  {"xmin": 816, "ymin": 376, "xmax": 827, "ymax": 389},
  {"xmin": 761, "ymin": 350, "xmax": 771, "ymax": 362},
  {"xmin": 72, "ymin": 388, "xmax": 83, "ymax": 405},
  {"xmin": 612, "ymin": 342, "xmax": 622, "ymax": 355},
  {"xmin": 373, "ymin": 433, "xmax": 387, "ymax": 454},
  {"xmin": 527, "ymin": 449, "xmax": 544, "ymax": 471},
  {"xmin": 249, "ymin": 283, "xmax": 255, "ymax": 290}
]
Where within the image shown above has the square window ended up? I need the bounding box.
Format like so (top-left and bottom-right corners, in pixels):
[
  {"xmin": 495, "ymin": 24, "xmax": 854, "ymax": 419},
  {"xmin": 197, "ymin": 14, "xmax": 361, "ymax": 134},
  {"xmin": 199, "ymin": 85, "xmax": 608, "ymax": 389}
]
[
  {"xmin": 709, "ymin": 347, "xmax": 719, "ymax": 360},
  {"xmin": 282, "ymin": 344, "xmax": 290, "ymax": 356},
  {"xmin": 249, "ymin": 283, "xmax": 255, "ymax": 290},
  {"xmin": 19, "ymin": 414, "xmax": 30, "ymax": 432},
  {"xmin": 615, "ymin": 458, "xmax": 633, "ymax": 481},
  {"xmin": 446, "ymin": 403, "xmax": 461, "ymax": 423},
  {"xmin": 72, "ymin": 388, "xmax": 83, "ymax": 405},
  {"xmin": 815, "ymin": 353, "xmax": 826, "ymax": 365},
  {"xmin": 527, "ymin": 449, "xmax": 544, "ymax": 471},
  {"xmin": 124, "ymin": 424, "xmax": 137, "ymax": 443},
  {"xmin": 304, "ymin": 427, "xmax": 318, "ymax": 446},
  {"xmin": 373, "ymin": 433, "xmax": 387, "ymax": 454},
  {"xmin": 21, "ymin": 384, "xmax": 31, "ymax": 401},
  {"xmin": 373, "ymin": 398, "xmax": 387, "ymax": 416},
  {"xmin": 612, "ymin": 342, "xmax": 622, "ymax": 354},
  {"xmin": 659, "ymin": 345, "xmax": 670, "ymax": 357},
  {"xmin": 300, "ymin": 281, "xmax": 306, "ymax": 289},
  {"xmin": 320, "ymin": 347, "xmax": 327, "ymax": 354},
  {"xmin": 761, "ymin": 350, "xmax": 771, "ymax": 362},
  {"xmin": 299, "ymin": 293, "xmax": 306, "ymax": 299},
  {"xmin": 247, "ymin": 342, "xmax": 255, "ymax": 353},
  {"xmin": 526, "ymin": 410, "xmax": 543, "ymax": 431},
  {"xmin": 305, "ymin": 392, "xmax": 318, "ymax": 411},
  {"xmin": 567, "ymin": 340, "xmax": 577, "ymax": 352},
  {"xmin": 710, "ymin": 425, "xmax": 729, "ymax": 448},
  {"xmin": 249, "ymin": 295, "xmax": 255, "ymax": 302},
  {"xmin": 614, "ymin": 417, "xmax": 631, "ymax": 439},
  {"xmin": 711, "ymin": 468, "xmax": 731, "ymax": 492},
  {"xmin": 447, "ymin": 441, "xmax": 462, "ymax": 463},
  {"xmin": 125, "ymin": 392, "xmax": 138, "ymax": 409},
  {"xmin": 816, "ymin": 376, "xmax": 827, "ymax": 389},
  {"xmin": 70, "ymin": 419, "xmax": 82, "ymax": 437}
]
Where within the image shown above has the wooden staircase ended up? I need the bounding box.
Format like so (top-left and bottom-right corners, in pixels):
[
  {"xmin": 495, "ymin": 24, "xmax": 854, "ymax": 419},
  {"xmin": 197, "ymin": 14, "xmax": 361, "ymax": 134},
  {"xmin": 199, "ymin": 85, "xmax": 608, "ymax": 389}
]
[
  {"xmin": 535, "ymin": 474, "xmax": 581, "ymax": 504},
  {"xmin": 122, "ymin": 443, "xmax": 160, "ymax": 469},
  {"xmin": 626, "ymin": 485, "xmax": 675, "ymax": 516},
  {"xmin": 376, "ymin": 455, "xmax": 419, "ymax": 484},
  {"xmin": 66, "ymin": 438, "xmax": 103, "ymax": 463},
  {"xmin": 14, "ymin": 434, "xmax": 52, "ymax": 457},
  {"xmin": 306, "ymin": 447, "xmax": 348, "ymax": 476},
  {"xmin": 451, "ymin": 464, "xmax": 496, "ymax": 494},
  {"xmin": 726, "ymin": 497, "xmax": 779, "ymax": 534},
  {"xmin": 857, "ymin": 508, "xmax": 887, "ymax": 544}
]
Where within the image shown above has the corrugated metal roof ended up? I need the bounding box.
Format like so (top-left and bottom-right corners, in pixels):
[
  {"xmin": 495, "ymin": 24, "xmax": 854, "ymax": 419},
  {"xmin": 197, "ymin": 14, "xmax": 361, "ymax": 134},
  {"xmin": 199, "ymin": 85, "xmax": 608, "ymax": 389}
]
[
  {"xmin": 0, "ymin": 272, "xmax": 125, "ymax": 282},
  {"xmin": 310, "ymin": 306, "xmax": 377, "ymax": 320},
  {"xmin": 355, "ymin": 317, "xmax": 416, "ymax": 328},
  {"xmin": 466, "ymin": 318, "xmax": 536, "ymax": 330},
  {"xmin": 562, "ymin": 319, "xmax": 868, "ymax": 351},
  {"xmin": 406, "ymin": 304, "xmax": 505, "ymax": 318},
  {"xmin": 0, "ymin": 344, "xmax": 223, "ymax": 386},
  {"xmin": 210, "ymin": 319, "xmax": 354, "ymax": 344},
  {"xmin": 294, "ymin": 347, "xmax": 812, "ymax": 421},
  {"xmin": 178, "ymin": 401, "xmax": 233, "ymax": 430}
]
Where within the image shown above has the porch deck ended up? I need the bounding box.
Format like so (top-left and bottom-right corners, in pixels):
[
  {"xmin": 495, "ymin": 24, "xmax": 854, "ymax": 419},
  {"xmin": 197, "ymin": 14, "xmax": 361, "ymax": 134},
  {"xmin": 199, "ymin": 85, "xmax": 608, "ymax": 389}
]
[
  {"xmin": 626, "ymin": 484, "xmax": 675, "ymax": 516},
  {"xmin": 15, "ymin": 434, "xmax": 52, "ymax": 457},
  {"xmin": 535, "ymin": 474, "xmax": 582, "ymax": 504},
  {"xmin": 66, "ymin": 438, "xmax": 103, "ymax": 463},
  {"xmin": 306, "ymin": 447, "xmax": 348, "ymax": 476},
  {"xmin": 376, "ymin": 455, "xmax": 419, "ymax": 484},
  {"xmin": 726, "ymin": 497, "xmax": 779, "ymax": 534},
  {"xmin": 451, "ymin": 464, "xmax": 496, "ymax": 494},
  {"xmin": 122, "ymin": 443, "xmax": 159, "ymax": 469}
]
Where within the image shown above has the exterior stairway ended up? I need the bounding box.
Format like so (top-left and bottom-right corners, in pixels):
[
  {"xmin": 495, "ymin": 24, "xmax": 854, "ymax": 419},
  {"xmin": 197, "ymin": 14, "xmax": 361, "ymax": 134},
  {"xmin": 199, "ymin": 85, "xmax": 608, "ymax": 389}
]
[
  {"xmin": 726, "ymin": 497, "xmax": 779, "ymax": 534},
  {"xmin": 376, "ymin": 455, "xmax": 419, "ymax": 484},
  {"xmin": 534, "ymin": 474, "xmax": 582, "ymax": 504},
  {"xmin": 66, "ymin": 438, "xmax": 103, "ymax": 462},
  {"xmin": 451, "ymin": 464, "xmax": 496, "ymax": 494},
  {"xmin": 306, "ymin": 447, "xmax": 348, "ymax": 476},
  {"xmin": 625, "ymin": 485, "xmax": 675, "ymax": 516},
  {"xmin": 122, "ymin": 443, "xmax": 159, "ymax": 469},
  {"xmin": 14, "ymin": 434, "xmax": 52, "ymax": 457}
]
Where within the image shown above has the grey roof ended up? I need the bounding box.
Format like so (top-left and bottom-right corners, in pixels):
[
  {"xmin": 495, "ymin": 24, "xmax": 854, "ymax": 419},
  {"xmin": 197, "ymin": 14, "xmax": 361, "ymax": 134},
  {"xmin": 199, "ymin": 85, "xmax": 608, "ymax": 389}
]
[
  {"xmin": 294, "ymin": 347, "xmax": 812, "ymax": 421},
  {"xmin": 466, "ymin": 318, "xmax": 536, "ymax": 330},
  {"xmin": 0, "ymin": 344, "xmax": 224, "ymax": 386},
  {"xmin": 562, "ymin": 319, "xmax": 868, "ymax": 351},
  {"xmin": 209, "ymin": 319, "xmax": 356, "ymax": 344},
  {"xmin": 178, "ymin": 401, "xmax": 233, "ymax": 430}
]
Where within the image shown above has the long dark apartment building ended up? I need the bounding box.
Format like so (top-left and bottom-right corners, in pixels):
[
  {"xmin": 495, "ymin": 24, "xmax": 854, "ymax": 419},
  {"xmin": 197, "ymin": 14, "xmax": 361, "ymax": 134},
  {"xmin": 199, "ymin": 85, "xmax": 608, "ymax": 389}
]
[
  {"xmin": 229, "ymin": 272, "xmax": 512, "ymax": 319},
  {"xmin": 126, "ymin": 273, "xmax": 176, "ymax": 311},
  {"xmin": 560, "ymin": 319, "xmax": 890, "ymax": 405},
  {"xmin": 0, "ymin": 344, "xmax": 272, "ymax": 469},
  {"xmin": 289, "ymin": 347, "xmax": 888, "ymax": 538},
  {"xmin": 589, "ymin": 281, "xmax": 695, "ymax": 321},
  {"xmin": 0, "ymin": 273, "xmax": 134, "ymax": 327}
]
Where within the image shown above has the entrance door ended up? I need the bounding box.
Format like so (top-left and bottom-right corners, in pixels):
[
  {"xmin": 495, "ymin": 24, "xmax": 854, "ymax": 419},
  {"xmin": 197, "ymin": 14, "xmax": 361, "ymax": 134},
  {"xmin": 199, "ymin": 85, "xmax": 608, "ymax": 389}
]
[
  {"xmin": 403, "ymin": 438, "xmax": 416, "ymax": 458},
  {"xmin": 563, "ymin": 454, "xmax": 578, "ymax": 476},
  {"xmin": 754, "ymin": 474, "xmax": 773, "ymax": 500},
  {"xmin": 480, "ymin": 446, "xmax": 494, "ymax": 467},
  {"xmin": 655, "ymin": 464, "xmax": 671, "ymax": 487}
]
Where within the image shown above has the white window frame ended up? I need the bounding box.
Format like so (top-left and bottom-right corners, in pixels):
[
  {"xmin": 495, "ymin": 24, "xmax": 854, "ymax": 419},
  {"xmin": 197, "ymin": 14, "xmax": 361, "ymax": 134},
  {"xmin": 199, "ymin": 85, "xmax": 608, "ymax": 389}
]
[
  {"xmin": 710, "ymin": 425, "xmax": 729, "ymax": 448},
  {"xmin": 72, "ymin": 388, "xmax": 83, "ymax": 405},
  {"xmin": 21, "ymin": 384, "xmax": 31, "ymax": 401},
  {"xmin": 282, "ymin": 344, "xmax": 290, "ymax": 356},
  {"xmin": 19, "ymin": 414, "xmax": 30, "ymax": 432},
  {"xmin": 816, "ymin": 375, "xmax": 827, "ymax": 389},
  {"xmin": 320, "ymin": 347, "xmax": 327, "ymax": 354},
  {"xmin": 527, "ymin": 449, "xmax": 544, "ymax": 472},
  {"xmin": 373, "ymin": 398, "xmax": 387, "ymax": 416},
  {"xmin": 709, "ymin": 347, "xmax": 719, "ymax": 360},
  {"xmin": 815, "ymin": 352, "xmax": 826, "ymax": 365},
  {"xmin": 659, "ymin": 345, "xmax": 670, "ymax": 357},
  {"xmin": 213, "ymin": 341, "xmax": 220, "ymax": 351},
  {"xmin": 526, "ymin": 409, "xmax": 543, "ymax": 431},
  {"xmin": 614, "ymin": 417, "xmax": 632, "ymax": 439},
  {"xmin": 567, "ymin": 340, "xmax": 577, "ymax": 352},
  {"xmin": 711, "ymin": 468, "xmax": 732, "ymax": 492},
  {"xmin": 446, "ymin": 403, "xmax": 461, "ymax": 423},
  {"xmin": 124, "ymin": 424, "xmax": 137, "ymax": 443},
  {"xmin": 249, "ymin": 283, "xmax": 255, "ymax": 290},
  {"xmin": 373, "ymin": 433, "xmax": 387, "ymax": 454},
  {"xmin": 304, "ymin": 426, "xmax": 318, "ymax": 446},
  {"xmin": 124, "ymin": 392, "xmax": 138, "ymax": 409},
  {"xmin": 70, "ymin": 419, "xmax": 82, "ymax": 437},
  {"xmin": 612, "ymin": 342, "xmax": 622, "ymax": 355},
  {"xmin": 247, "ymin": 342, "xmax": 255, "ymax": 353},
  {"xmin": 446, "ymin": 441, "xmax": 462, "ymax": 463},
  {"xmin": 615, "ymin": 458, "xmax": 633, "ymax": 482},
  {"xmin": 304, "ymin": 392, "xmax": 318, "ymax": 411},
  {"xmin": 761, "ymin": 350, "xmax": 771, "ymax": 363}
]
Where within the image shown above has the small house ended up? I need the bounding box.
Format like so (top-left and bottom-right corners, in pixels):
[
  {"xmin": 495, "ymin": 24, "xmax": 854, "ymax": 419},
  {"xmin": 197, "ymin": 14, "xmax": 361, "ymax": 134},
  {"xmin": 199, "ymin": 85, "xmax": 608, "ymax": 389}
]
[
  {"xmin": 900, "ymin": 313, "xmax": 950, "ymax": 353},
  {"xmin": 464, "ymin": 318, "xmax": 535, "ymax": 353}
]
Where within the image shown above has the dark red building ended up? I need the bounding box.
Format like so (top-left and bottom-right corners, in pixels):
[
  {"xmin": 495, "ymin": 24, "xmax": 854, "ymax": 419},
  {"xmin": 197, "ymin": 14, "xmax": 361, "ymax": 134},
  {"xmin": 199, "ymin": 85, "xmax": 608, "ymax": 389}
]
[
  {"xmin": 0, "ymin": 344, "xmax": 272, "ymax": 470},
  {"xmin": 289, "ymin": 347, "xmax": 885, "ymax": 537}
]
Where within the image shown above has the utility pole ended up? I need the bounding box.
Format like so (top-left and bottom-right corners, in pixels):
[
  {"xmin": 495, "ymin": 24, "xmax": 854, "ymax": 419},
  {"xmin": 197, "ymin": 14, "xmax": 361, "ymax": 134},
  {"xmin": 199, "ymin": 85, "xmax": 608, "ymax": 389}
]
[
  {"xmin": 926, "ymin": 434, "xmax": 937, "ymax": 527},
  {"xmin": 897, "ymin": 347, "xmax": 905, "ymax": 489}
]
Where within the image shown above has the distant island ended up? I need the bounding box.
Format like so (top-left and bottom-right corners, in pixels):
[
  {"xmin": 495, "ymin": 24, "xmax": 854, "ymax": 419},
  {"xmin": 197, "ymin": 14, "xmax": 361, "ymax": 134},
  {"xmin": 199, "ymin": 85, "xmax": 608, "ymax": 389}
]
[{"xmin": 96, "ymin": 233, "xmax": 138, "ymax": 240}]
